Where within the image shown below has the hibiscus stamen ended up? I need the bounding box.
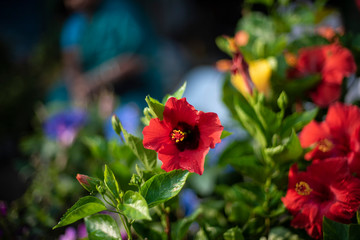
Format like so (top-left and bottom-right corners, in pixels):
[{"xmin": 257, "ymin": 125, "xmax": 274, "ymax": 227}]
[
  {"xmin": 295, "ymin": 181, "xmax": 312, "ymax": 196},
  {"xmin": 318, "ymin": 139, "xmax": 333, "ymax": 152},
  {"xmin": 171, "ymin": 129, "xmax": 187, "ymax": 143}
]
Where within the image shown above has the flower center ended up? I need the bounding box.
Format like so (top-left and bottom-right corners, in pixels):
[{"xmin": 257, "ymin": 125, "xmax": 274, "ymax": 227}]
[
  {"xmin": 170, "ymin": 122, "xmax": 200, "ymax": 152},
  {"xmin": 171, "ymin": 129, "xmax": 187, "ymax": 143},
  {"xmin": 318, "ymin": 139, "xmax": 333, "ymax": 152},
  {"xmin": 295, "ymin": 181, "xmax": 312, "ymax": 196}
]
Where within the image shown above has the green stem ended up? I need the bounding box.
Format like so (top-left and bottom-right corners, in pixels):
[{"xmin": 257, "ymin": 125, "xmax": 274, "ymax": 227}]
[{"xmin": 119, "ymin": 213, "xmax": 132, "ymax": 240}]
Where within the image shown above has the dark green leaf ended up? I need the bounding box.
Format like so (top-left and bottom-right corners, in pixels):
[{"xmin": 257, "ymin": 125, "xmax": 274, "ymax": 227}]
[
  {"xmin": 85, "ymin": 214, "xmax": 122, "ymax": 240},
  {"xmin": 140, "ymin": 170, "xmax": 189, "ymax": 207},
  {"xmin": 223, "ymin": 226, "xmax": 244, "ymax": 240},
  {"xmin": 104, "ymin": 165, "xmax": 121, "ymax": 201},
  {"xmin": 53, "ymin": 196, "xmax": 106, "ymax": 229},
  {"xmin": 118, "ymin": 190, "xmax": 151, "ymax": 220},
  {"xmin": 172, "ymin": 209, "xmax": 202, "ymax": 240},
  {"xmin": 133, "ymin": 221, "xmax": 165, "ymax": 240},
  {"xmin": 145, "ymin": 95, "xmax": 165, "ymax": 120},
  {"xmin": 323, "ymin": 216, "xmax": 360, "ymax": 240}
]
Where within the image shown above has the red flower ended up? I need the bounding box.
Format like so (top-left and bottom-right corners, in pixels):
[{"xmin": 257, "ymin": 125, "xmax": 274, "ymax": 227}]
[
  {"xmin": 299, "ymin": 102, "xmax": 360, "ymax": 175},
  {"xmin": 142, "ymin": 97, "xmax": 223, "ymax": 175},
  {"xmin": 290, "ymin": 44, "xmax": 356, "ymax": 107},
  {"xmin": 282, "ymin": 159, "xmax": 360, "ymax": 239}
]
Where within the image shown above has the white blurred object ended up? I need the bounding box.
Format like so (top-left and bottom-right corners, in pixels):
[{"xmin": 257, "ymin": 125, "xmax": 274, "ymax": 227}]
[{"xmin": 181, "ymin": 65, "xmax": 232, "ymax": 126}]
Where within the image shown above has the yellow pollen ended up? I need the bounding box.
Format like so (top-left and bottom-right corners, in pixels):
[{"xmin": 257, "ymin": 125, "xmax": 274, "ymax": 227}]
[
  {"xmin": 318, "ymin": 139, "xmax": 333, "ymax": 153},
  {"xmin": 171, "ymin": 130, "xmax": 186, "ymax": 143},
  {"xmin": 295, "ymin": 181, "xmax": 312, "ymax": 196}
]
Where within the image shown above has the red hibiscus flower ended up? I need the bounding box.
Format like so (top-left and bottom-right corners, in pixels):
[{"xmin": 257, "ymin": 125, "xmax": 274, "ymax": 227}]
[
  {"xmin": 289, "ymin": 44, "xmax": 356, "ymax": 107},
  {"xmin": 142, "ymin": 97, "xmax": 223, "ymax": 175},
  {"xmin": 282, "ymin": 159, "xmax": 360, "ymax": 239},
  {"xmin": 299, "ymin": 102, "xmax": 360, "ymax": 175}
]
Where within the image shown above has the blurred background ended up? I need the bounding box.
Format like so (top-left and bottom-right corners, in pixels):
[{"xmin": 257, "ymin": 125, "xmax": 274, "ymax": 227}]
[{"xmin": 0, "ymin": 0, "xmax": 360, "ymax": 239}]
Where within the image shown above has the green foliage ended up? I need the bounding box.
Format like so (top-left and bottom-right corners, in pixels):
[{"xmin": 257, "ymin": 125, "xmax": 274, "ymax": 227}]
[
  {"xmin": 53, "ymin": 196, "xmax": 107, "ymax": 229},
  {"xmin": 112, "ymin": 116, "xmax": 157, "ymax": 171},
  {"xmin": 104, "ymin": 165, "xmax": 121, "ymax": 201},
  {"xmin": 223, "ymin": 227, "xmax": 245, "ymax": 240},
  {"xmin": 172, "ymin": 209, "xmax": 202, "ymax": 240},
  {"xmin": 118, "ymin": 190, "xmax": 151, "ymax": 221},
  {"xmin": 145, "ymin": 95, "xmax": 165, "ymax": 120},
  {"xmin": 140, "ymin": 170, "xmax": 190, "ymax": 207},
  {"xmin": 85, "ymin": 214, "xmax": 122, "ymax": 240},
  {"xmin": 323, "ymin": 217, "xmax": 360, "ymax": 240}
]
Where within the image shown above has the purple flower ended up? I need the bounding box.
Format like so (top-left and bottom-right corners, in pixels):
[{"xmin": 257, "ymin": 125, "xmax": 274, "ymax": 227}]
[
  {"xmin": 59, "ymin": 227, "xmax": 76, "ymax": 240},
  {"xmin": 44, "ymin": 109, "xmax": 87, "ymax": 146},
  {"xmin": 77, "ymin": 223, "xmax": 88, "ymax": 239}
]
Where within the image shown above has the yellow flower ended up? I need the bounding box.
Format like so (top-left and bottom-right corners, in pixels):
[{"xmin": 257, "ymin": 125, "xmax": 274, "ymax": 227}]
[{"xmin": 231, "ymin": 59, "xmax": 272, "ymax": 95}]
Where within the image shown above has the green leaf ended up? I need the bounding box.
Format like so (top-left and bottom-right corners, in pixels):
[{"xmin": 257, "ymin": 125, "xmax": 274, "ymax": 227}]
[
  {"xmin": 112, "ymin": 117, "xmax": 157, "ymax": 171},
  {"xmin": 53, "ymin": 196, "xmax": 106, "ymax": 229},
  {"xmin": 223, "ymin": 226, "xmax": 244, "ymax": 240},
  {"xmin": 284, "ymin": 74, "xmax": 321, "ymax": 99},
  {"xmin": 172, "ymin": 209, "xmax": 202, "ymax": 240},
  {"xmin": 111, "ymin": 115, "xmax": 121, "ymax": 135},
  {"xmin": 118, "ymin": 190, "xmax": 151, "ymax": 221},
  {"xmin": 265, "ymin": 129, "xmax": 303, "ymax": 162},
  {"xmin": 234, "ymin": 97, "xmax": 267, "ymax": 147},
  {"xmin": 280, "ymin": 108, "xmax": 318, "ymax": 137},
  {"xmin": 162, "ymin": 81, "xmax": 187, "ymax": 103},
  {"xmin": 140, "ymin": 170, "xmax": 190, "ymax": 207},
  {"xmin": 171, "ymin": 81, "xmax": 187, "ymax": 100},
  {"xmin": 145, "ymin": 95, "xmax": 165, "ymax": 120},
  {"xmin": 225, "ymin": 155, "xmax": 267, "ymax": 183},
  {"xmin": 104, "ymin": 165, "xmax": 121, "ymax": 201},
  {"xmin": 133, "ymin": 222, "xmax": 165, "ymax": 240},
  {"xmin": 215, "ymin": 35, "xmax": 234, "ymax": 57},
  {"xmin": 220, "ymin": 130, "xmax": 233, "ymax": 139},
  {"xmin": 323, "ymin": 216, "xmax": 360, "ymax": 240},
  {"xmin": 277, "ymin": 91, "xmax": 288, "ymax": 112},
  {"xmin": 268, "ymin": 226, "xmax": 302, "ymax": 240},
  {"xmin": 85, "ymin": 214, "xmax": 122, "ymax": 240}
]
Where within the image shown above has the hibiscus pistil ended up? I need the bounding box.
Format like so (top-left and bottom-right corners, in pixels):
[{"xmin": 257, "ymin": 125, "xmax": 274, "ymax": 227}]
[
  {"xmin": 295, "ymin": 181, "xmax": 312, "ymax": 196},
  {"xmin": 171, "ymin": 129, "xmax": 187, "ymax": 143},
  {"xmin": 318, "ymin": 138, "xmax": 333, "ymax": 152}
]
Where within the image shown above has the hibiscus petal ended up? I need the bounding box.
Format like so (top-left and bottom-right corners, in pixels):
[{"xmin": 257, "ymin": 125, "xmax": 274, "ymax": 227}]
[
  {"xmin": 178, "ymin": 148, "xmax": 210, "ymax": 175},
  {"xmin": 143, "ymin": 118, "xmax": 172, "ymax": 152},
  {"xmin": 163, "ymin": 97, "xmax": 199, "ymax": 127},
  {"xmin": 198, "ymin": 112, "xmax": 224, "ymax": 149},
  {"xmin": 326, "ymin": 102, "xmax": 360, "ymax": 135},
  {"xmin": 309, "ymin": 82, "xmax": 341, "ymax": 107}
]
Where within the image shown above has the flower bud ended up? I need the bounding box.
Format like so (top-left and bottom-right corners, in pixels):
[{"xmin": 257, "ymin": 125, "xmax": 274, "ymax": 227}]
[{"xmin": 76, "ymin": 174, "xmax": 101, "ymax": 193}]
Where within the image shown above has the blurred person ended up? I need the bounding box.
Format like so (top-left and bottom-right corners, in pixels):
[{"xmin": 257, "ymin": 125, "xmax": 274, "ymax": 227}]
[{"xmin": 50, "ymin": 0, "xmax": 164, "ymax": 109}]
